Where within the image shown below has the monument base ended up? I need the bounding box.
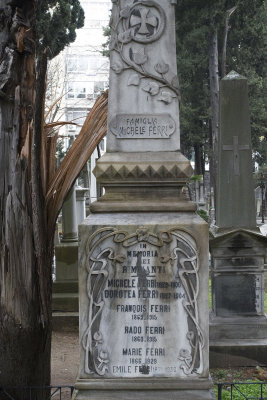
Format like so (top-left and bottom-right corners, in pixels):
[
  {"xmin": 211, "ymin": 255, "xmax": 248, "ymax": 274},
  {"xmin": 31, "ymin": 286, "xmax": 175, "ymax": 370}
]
[
  {"xmin": 73, "ymin": 378, "xmax": 216, "ymax": 400},
  {"xmin": 210, "ymin": 343, "xmax": 267, "ymax": 368},
  {"xmin": 210, "ymin": 315, "xmax": 267, "ymax": 367},
  {"xmin": 209, "ymin": 228, "xmax": 267, "ymax": 367},
  {"xmin": 55, "ymin": 241, "xmax": 78, "ymax": 281}
]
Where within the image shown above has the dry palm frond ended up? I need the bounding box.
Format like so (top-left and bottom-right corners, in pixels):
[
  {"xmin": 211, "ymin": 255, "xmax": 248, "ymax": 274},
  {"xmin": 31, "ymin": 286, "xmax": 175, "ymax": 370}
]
[
  {"xmin": 44, "ymin": 121, "xmax": 79, "ymax": 130},
  {"xmin": 46, "ymin": 90, "xmax": 108, "ymax": 236},
  {"xmin": 44, "ymin": 92, "xmax": 66, "ymax": 121},
  {"xmin": 46, "ymin": 128, "xmax": 58, "ymax": 187}
]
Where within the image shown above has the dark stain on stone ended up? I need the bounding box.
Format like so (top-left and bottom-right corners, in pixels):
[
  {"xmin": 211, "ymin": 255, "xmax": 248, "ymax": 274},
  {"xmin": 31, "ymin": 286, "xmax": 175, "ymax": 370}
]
[{"xmin": 139, "ymin": 364, "xmax": 150, "ymax": 375}]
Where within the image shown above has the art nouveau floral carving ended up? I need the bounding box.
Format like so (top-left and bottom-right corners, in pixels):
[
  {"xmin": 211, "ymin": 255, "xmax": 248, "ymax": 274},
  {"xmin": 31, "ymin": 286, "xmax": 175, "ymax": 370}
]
[
  {"xmin": 82, "ymin": 227, "xmax": 204, "ymax": 376},
  {"xmin": 110, "ymin": 0, "xmax": 181, "ymax": 104}
]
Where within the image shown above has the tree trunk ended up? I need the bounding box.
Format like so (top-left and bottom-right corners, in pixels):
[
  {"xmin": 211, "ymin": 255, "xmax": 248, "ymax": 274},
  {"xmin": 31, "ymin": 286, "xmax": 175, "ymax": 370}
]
[
  {"xmin": 208, "ymin": 30, "xmax": 219, "ymax": 211},
  {"xmin": 0, "ymin": 0, "xmax": 52, "ymax": 393}
]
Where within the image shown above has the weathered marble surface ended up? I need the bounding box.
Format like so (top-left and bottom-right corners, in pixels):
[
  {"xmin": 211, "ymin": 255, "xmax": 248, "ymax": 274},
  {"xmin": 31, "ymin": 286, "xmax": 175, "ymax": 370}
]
[
  {"xmin": 107, "ymin": 0, "xmax": 180, "ymax": 152},
  {"xmin": 74, "ymin": 1, "xmax": 215, "ymax": 398},
  {"xmin": 77, "ymin": 213, "xmax": 210, "ymax": 380}
]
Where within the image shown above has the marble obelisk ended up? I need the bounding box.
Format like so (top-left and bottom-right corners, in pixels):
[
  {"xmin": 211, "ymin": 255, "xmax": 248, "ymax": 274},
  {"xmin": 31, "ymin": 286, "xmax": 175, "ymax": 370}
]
[{"xmin": 73, "ymin": 1, "xmax": 215, "ymax": 399}]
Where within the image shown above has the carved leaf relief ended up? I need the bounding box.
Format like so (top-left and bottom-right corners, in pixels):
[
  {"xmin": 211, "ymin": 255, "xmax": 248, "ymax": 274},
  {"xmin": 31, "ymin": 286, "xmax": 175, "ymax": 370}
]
[
  {"xmin": 118, "ymin": 30, "xmax": 132, "ymax": 44},
  {"xmin": 158, "ymin": 90, "xmax": 176, "ymax": 104},
  {"xmin": 128, "ymin": 73, "xmax": 141, "ymax": 86},
  {"xmin": 111, "ymin": 61, "xmax": 124, "ymax": 74},
  {"xmin": 171, "ymin": 75, "xmax": 180, "ymax": 89},
  {"xmin": 120, "ymin": 6, "xmax": 131, "ymax": 18}
]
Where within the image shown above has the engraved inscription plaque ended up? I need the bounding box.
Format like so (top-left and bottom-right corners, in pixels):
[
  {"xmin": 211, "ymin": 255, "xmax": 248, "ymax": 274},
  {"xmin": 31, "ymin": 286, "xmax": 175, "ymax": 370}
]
[
  {"xmin": 110, "ymin": 114, "xmax": 175, "ymax": 139},
  {"xmin": 82, "ymin": 227, "xmax": 204, "ymax": 378}
]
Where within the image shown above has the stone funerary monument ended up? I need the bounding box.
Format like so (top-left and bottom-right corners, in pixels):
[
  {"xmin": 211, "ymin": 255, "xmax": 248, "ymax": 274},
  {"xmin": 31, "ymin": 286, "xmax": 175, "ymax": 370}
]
[
  {"xmin": 209, "ymin": 71, "xmax": 267, "ymax": 367},
  {"xmin": 73, "ymin": 1, "xmax": 215, "ymax": 399}
]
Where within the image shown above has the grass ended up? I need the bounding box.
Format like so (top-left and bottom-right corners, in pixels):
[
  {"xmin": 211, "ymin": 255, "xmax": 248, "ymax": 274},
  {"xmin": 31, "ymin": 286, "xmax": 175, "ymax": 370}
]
[{"xmin": 213, "ymin": 381, "xmax": 267, "ymax": 399}]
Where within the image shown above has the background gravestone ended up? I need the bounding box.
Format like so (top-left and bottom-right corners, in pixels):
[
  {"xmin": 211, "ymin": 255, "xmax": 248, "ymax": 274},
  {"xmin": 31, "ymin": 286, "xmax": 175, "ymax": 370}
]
[
  {"xmin": 210, "ymin": 71, "xmax": 267, "ymax": 367},
  {"xmin": 73, "ymin": 1, "xmax": 215, "ymax": 399},
  {"xmin": 215, "ymin": 71, "xmax": 256, "ymax": 230}
]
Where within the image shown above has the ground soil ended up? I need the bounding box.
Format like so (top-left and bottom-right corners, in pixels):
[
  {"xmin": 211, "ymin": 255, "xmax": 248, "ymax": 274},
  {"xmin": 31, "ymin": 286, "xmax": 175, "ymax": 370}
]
[
  {"xmin": 51, "ymin": 330, "xmax": 79, "ymax": 386},
  {"xmin": 51, "ymin": 330, "xmax": 266, "ymax": 386}
]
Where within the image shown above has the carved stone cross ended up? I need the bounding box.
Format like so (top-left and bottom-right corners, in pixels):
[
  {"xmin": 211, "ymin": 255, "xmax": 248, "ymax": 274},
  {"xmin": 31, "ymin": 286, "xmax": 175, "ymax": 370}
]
[
  {"xmin": 130, "ymin": 7, "xmax": 157, "ymax": 35},
  {"xmin": 223, "ymin": 135, "xmax": 250, "ymax": 176}
]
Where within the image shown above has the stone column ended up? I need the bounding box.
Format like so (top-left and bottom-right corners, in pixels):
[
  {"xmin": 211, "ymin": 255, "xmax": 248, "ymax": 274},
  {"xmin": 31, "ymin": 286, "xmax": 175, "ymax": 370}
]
[
  {"xmin": 199, "ymin": 178, "xmax": 205, "ymax": 207},
  {"xmin": 61, "ymin": 184, "xmax": 78, "ymax": 242},
  {"xmin": 53, "ymin": 184, "xmax": 79, "ymax": 320},
  {"xmin": 76, "ymin": 186, "xmax": 88, "ymax": 225},
  {"xmin": 74, "ymin": 1, "xmax": 215, "ymax": 399}
]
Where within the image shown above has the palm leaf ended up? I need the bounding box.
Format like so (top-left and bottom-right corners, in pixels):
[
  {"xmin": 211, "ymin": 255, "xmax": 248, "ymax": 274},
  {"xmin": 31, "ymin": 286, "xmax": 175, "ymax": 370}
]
[{"xmin": 46, "ymin": 90, "xmax": 108, "ymax": 236}]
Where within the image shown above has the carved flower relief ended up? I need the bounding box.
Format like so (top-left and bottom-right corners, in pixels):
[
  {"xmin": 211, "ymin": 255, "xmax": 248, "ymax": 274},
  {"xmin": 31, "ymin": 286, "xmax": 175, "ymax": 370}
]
[
  {"xmin": 129, "ymin": 46, "xmax": 148, "ymax": 65},
  {"xmin": 97, "ymin": 350, "xmax": 109, "ymax": 373},
  {"xmin": 155, "ymin": 62, "xmax": 169, "ymax": 75},
  {"xmin": 93, "ymin": 331, "xmax": 103, "ymax": 345},
  {"xmin": 142, "ymin": 81, "xmax": 160, "ymax": 96},
  {"xmin": 98, "ymin": 350, "xmax": 109, "ymax": 364},
  {"xmin": 178, "ymin": 348, "xmax": 192, "ymax": 367}
]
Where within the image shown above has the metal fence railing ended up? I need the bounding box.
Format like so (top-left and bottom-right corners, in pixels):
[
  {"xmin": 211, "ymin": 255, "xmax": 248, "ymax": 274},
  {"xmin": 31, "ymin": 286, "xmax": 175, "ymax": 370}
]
[
  {"xmin": 1, "ymin": 382, "xmax": 267, "ymax": 400},
  {"xmin": 217, "ymin": 382, "xmax": 267, "ymax": 400},
  {"xmin": 0, "ymin": 386, "xmax": 74, "ymax": 400}
]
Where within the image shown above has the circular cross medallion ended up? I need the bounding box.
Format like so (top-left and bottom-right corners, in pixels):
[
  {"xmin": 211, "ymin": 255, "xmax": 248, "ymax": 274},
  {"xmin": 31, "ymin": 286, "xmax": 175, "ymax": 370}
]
[{"xmin": 123, "ymin": 1, "xmax": 166, "ymax": 44}]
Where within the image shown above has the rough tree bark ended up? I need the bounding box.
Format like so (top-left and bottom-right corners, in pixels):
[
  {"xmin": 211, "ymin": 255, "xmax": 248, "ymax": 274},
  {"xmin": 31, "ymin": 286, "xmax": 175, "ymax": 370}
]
[
  {"xmin": 208, "ymin": 30, "xmax": 219, "ymax": 210},
  {"xmin": 0, "ymin": 1, "xmax": 108, "ymax": 389},
  {"xmin": 0, "ymin": 0, "xmax": 52, "ymax": 393}
]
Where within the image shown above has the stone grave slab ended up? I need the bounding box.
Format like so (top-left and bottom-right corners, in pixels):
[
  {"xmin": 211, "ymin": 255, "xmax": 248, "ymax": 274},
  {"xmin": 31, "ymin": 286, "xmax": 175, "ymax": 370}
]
[{"xmin": 210, "ymin": 71, "xmax": 267, "ymax": 367}]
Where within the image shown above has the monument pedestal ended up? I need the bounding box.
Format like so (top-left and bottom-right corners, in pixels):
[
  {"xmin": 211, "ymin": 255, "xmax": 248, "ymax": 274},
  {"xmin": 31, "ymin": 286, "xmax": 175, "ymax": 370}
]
[
  {"xmin": 74, "ymin": 378, "xmax": 214, "ymax": 400},
  {"xmin": 74, "ymin": 213, "xmax": 214, "ymax": 400},
  {"xmin": 210, "ymin": 318, "xmax": 267, "ymax": 368},
  {"xmin": 209, "ymin": 229, "xmax": 267, "ymax": 367}
]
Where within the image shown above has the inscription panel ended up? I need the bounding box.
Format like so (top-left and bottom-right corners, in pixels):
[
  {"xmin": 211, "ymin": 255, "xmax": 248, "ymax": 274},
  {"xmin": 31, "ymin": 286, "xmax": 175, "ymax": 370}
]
[
  {"xmin": 214, "ymin": 274, "xmax": 263, "ymax": 316},
  {"xmin": 82, "ymin": 227, "xmax": 203, "ymax": 378},
  {"xmin": 110, "ymin": 114, "xmax": 175, "ymax": 139}
]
